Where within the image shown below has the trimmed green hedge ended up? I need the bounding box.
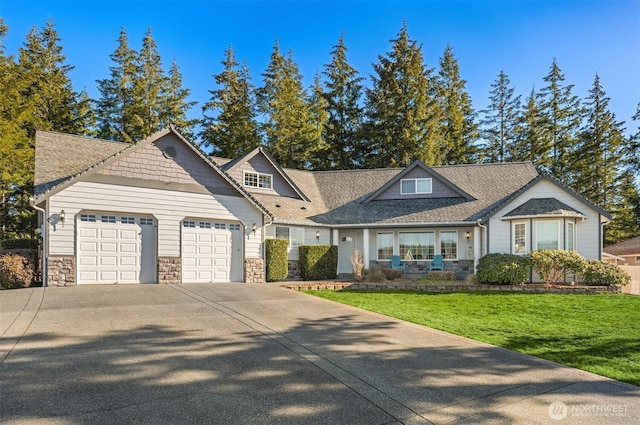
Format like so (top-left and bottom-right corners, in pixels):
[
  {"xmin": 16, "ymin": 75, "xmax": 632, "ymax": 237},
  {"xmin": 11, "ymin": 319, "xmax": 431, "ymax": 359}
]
[
  {"xmin": 1, "ymin": 239, "xmax": 39, "ymax": 250},
  {"xmin": 265, "ymin": 239, "xmax": 289, "ymax": 282},
  {"xmin": 476, "ymin": 253, "xmax": 530, "ymax": 285},
  {"xmin": 299, "ymin": 245, "xmax": 338, "ymax": 281}
]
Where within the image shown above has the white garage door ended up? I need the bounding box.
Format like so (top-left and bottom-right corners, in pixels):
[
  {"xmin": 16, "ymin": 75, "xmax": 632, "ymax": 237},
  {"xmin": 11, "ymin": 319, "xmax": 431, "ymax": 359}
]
[
  {"xmin": 77, "ymin": 213, "xmax": 156, "ymax": 284},
  {"xmin": 181, "ymin": 220, "xmax": 242, "ymax": 283}
]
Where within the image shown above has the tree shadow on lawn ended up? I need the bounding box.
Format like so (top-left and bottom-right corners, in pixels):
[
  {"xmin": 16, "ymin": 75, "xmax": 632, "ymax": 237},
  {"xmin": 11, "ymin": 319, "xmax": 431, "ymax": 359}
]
[{"xmin": 1, "ymin": 312, "xmax": 639, "ymax": 424}]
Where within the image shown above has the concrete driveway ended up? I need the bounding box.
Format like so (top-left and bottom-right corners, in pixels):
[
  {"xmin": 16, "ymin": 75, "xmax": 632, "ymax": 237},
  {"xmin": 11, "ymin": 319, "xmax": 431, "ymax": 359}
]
[{"xmin": 1, "ymin": 283, "xmax": 638, "ymax": 424}]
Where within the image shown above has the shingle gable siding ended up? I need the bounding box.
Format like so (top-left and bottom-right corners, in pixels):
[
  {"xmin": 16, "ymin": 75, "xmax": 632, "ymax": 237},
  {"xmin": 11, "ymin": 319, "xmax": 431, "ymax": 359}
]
[
  {"xmin": 226, "ymin": 155, "xmax": 301, "ymax": 199},
  {"xmin": 373, "ymin": 167, "xmax": 463, "ymax": 200},
  {"xmin": 97, "ymin": 133, "xmax": 235, "ymax": 192}
]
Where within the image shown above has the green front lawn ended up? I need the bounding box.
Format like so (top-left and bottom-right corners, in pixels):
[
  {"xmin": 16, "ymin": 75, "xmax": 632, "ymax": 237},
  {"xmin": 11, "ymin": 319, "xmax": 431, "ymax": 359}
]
[{"xmin": 303, "ymin": 290, "xmax": 640, "ymax": 386}]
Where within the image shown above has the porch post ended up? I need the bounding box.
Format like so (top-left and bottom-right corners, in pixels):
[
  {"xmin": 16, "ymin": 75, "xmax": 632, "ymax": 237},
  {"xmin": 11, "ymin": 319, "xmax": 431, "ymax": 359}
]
[
  {"xmin": 473, "ymin": 226, "xmax": 482, "ymax": 272},
  {"xmin": 332, "ymin": 229, "xmax": 339, "ymax": 246},
  {"xmin": 362, "ymin": 228, "xmax": 370, "ymax": 267}
]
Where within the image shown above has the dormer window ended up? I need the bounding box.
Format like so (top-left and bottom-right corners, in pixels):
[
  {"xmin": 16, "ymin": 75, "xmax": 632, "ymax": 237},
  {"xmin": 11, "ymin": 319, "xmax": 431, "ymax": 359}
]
[
  {"xmin": 244, "ymin": 171, "xmax": 272, "ymax": 189},
  {"xmin": 401, "ymin": 178, "xmax": 432, "ymax": 195}
]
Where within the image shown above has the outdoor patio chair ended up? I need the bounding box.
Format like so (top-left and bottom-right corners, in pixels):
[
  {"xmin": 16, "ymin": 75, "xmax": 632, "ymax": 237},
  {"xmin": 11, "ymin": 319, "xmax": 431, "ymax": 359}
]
[
  {"xmin": 428, "ymin": 255, "xmax": 444, "ymax": 271},
  {"xmin": 391, "ymin": 255, "xmax": 406, "ymax": 273}
]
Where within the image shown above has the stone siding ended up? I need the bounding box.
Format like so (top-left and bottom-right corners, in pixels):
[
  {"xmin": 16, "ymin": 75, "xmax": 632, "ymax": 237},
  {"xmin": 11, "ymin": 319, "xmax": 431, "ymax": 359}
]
[
  {"xmin": 158, "ymin": 257, "xmax": 181, "ymax": 284},
  {"xmin": 287, "ymin": 260, "xmax": 301, "ymax": 280},
  {"xmin": 47, "ymin": 256, "xmax": 76, "ymax": 286},
  {"xmin": 371, "ymin": 259, "xmax": 474, "ymax": 279},
  {"xmin": 245, "ymin": 258, "xmax": 265, "ymax": 283}
]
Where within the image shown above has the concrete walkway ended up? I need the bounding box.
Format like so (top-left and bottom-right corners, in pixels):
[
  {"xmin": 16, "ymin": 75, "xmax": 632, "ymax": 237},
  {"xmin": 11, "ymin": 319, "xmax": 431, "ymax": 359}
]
[{"xmin": 1, "ymin": 283, "xmax": 638, "ymax": 424}]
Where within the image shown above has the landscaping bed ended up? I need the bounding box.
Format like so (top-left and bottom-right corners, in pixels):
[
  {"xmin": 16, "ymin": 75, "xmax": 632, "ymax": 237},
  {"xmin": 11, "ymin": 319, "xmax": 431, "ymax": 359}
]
[{"xmin": 282, "ymin": 280, "xmax": 622, "ymax": 294}]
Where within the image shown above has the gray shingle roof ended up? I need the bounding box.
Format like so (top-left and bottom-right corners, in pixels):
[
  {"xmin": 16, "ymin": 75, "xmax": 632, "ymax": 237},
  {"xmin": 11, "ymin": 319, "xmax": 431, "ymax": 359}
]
[
  {"xmin": 604, "ymin": 235, "xmax": 640, "ymax": 256},
  {"xmin": 502, "ymin": 198, "xmax": 586, "ymax": 219},
  {"xmin": 34, "ymin": 131, "xmax": 127, "ymax": 195}
]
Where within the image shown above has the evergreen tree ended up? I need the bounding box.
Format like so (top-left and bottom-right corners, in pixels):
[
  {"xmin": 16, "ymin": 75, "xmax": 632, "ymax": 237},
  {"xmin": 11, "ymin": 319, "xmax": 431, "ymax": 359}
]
[
  {"xmin": 307, "ymin": 72, "xmax": 329, "ymax": 169},
  {"xmin": 625, "ymin": 102, "xmax": 640, "ymax": 175},
  {"xmin": 479, "ymin": 70, "xmax": 521, "ymax": 163},
  {"xmin": 95, "ymin": 28, "xmax": 140, "ymax": 143},
  {"xmin": 605, "ymin": 170, "xmax": 640, "ymax": 244},
  {"xmin": 200, "ymin": 46, "xmax": 260, "ymax": 157},
  {"xmin": 436, "ymin": 44, "xmax": 479, "ymax": 165},
  {"xmin": 320, "ymin": 34, "xmax": 365, "ymax": 169},
  {"xmin": 18, "ymin": 19, "xmax": 88, "ymax": 136},
  {"xmin": 257, "ymin": 43, "xmax": 318, "ymax": 168},
  {"xmin": 163, "ymin": 58, "xmax": 197, "ymax": 138},
  {"xmin": 513, "ymin": 89, "xmax": 548, "ymax": 166},
  {"xmin": 362, "ymin": 23, "xmax": 439, "ymax": 168},
  {"xmin": 134, "ymin": 27, "xmax": 170, "ymax": 138},
  {"xmin": 0, "ymin": 19, "xmax": 33, "ymax": 239},
  {"xmin": 536, "ymin": 59, "xmax": 583, "ymax": 181},
  {"xmin": 573, "ymin": 74, "xmax": 625, "ymax": 210}
]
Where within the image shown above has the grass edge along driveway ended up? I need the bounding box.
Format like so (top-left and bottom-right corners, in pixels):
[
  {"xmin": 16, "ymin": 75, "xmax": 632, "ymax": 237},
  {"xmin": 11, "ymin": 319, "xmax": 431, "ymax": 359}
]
[{"xmin": 303, "ymin": 290, "xmax": 640, "ymax": 387}]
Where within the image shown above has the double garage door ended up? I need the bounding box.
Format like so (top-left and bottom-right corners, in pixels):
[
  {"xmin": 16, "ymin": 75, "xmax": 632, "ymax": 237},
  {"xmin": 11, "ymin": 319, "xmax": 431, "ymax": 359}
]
[
  {"xmin": 77, "ymin": 214, "xmax": 243, "ymax": 284},
  {"xmin": 77, "ymin": 213, "xmax": 157, "ymax": 284}
]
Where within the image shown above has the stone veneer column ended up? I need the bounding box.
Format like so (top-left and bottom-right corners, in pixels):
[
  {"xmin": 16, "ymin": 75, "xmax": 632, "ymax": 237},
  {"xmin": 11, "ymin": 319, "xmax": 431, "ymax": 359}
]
[
  {"xmin": 47, "ymin": 256, "xmax": 76, "ymax": 286},
  {"xmin": 158, "ymin": 257, "xmax": 181, "ymax": 284},
  {"xmin": 244, "ymin": 258, "xmax": 265, "ymax": 283}
]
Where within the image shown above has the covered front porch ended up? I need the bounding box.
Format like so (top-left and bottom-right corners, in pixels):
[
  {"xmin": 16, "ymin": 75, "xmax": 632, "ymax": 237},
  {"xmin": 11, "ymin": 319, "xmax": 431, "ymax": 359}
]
[{"xmin": 333, "ymin": 224, "xmax": 484, "ymax": 280}]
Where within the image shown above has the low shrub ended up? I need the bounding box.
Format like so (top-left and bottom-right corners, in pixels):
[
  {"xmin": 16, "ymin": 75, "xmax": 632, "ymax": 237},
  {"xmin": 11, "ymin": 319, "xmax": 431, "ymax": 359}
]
[
  {"xmin": 383, "ymin": 268, "xmax": 403, "ymax": 280},
  {"xmin": 530, "ymin": 250, "xmax": 586, "ymax": 284},
  {"xmin": 582, "ymin": 260, "xmax": 631, "ymax": 286},
  {"xmin": 351, "ymin": 249, "xmax": 365, "ymax": 281},
  {"xmin": 365, "ymin": 264, "xmax": 386, "ymax": 283},
  {"xmin": 0, "ymin": 253, "xmax": 34, "ymax": 289},
  {"xmin": 427, "ymin": 271, "xmax": 457, "ymax": 281},
  {"xmin": 299, "ymin": 245, "xmax": 338, "ymax": 280},
  {"xmin": 265, "ymin": 238, "xmax": 289, "ymax": 282},
  {"xmin": 476, "ymin": 253, "xmax": 530, "ymax": 285}
]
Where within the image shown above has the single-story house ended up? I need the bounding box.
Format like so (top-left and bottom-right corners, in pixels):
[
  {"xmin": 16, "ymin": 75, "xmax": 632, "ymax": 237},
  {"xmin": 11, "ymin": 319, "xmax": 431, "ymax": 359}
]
[
  {"xmin": 604, "ymin": 235, "xmax": 640, "ymax": 265},
  {"xmin": 32, "ymin": 126, "xmax": 611, "ymax": 285}
]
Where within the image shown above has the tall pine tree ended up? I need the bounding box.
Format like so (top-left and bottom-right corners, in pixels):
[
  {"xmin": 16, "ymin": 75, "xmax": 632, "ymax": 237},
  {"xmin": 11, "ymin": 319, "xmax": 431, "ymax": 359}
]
[
  {"xmin": 0, "ymin": 19, "xmax": 33, "ymax": 239},
  {"xmin": 362, "ymin": 23, "xmax": 439, "ymax": 168},
  {"xmin": 319, "ymin": 34, "xmax": 364, "ymax": 169},
  {"xmin": 200, "ymin": 46, "xmax": 260, "ymax": 157},
  {"xmin": 573, "ymin": 74, "xmax": 625, "ymax": 210},
  {"xmin": 307, "ymin": 72, "xmax": 329, "ymax": 169},
  {"xmin": 513, "ymin": 89, "xmax": 548, "ymax": 165},
  {"xmin": 536, "ymin": 59, "xmax": 583, "ymax": 181},
  {"xmin": 436, "ymin": 44, "xmax": 479, "ymax": 165},
  {"xmin": 479, "ymin": 70, "xmax": 521, "ymax": 163},
  {"xmin": 257, "ymin": 43, "xmax": 318, "ymax": 168},
  {"xmin": 163, "ymin": 58, "xmax": 197, "ymax": 138},
  {"xmin": 95, "ymin": 28, "xmax": 140, "ymax": 142}
]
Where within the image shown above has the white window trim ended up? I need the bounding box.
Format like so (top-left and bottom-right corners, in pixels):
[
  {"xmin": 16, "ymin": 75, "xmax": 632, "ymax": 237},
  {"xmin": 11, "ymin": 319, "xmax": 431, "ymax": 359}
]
[
  {"xmin": 535, "ymin": 220, "xmax": 561, "ymax": 251},
  {"xmin": 398, "ymin": 231, "xmax": 435, "ymax": 261},
  {"xmin": 439, "ymin": 230, "xmax": 458, "ymax": 260},
  {"xmin": 400, "ymin": 178, "xmax": 432, "ymax": 195},
  {"xmin": 566, "ymin": 221, "xmax": 575, "ymax": 251},
  {"xmin": 243, "ymin": 170, "xmax": 273, "ymax": 190},
  {"xmin": 512, "ymin": 221, "xmax": 528, "ymax": 255},
  {"xmin": 376, "ymin": 231, "xmax": 394, "ymax": 261},
  {"xmin": 275, "ymin": 226, "xmax": 305, "ymax": 247}
]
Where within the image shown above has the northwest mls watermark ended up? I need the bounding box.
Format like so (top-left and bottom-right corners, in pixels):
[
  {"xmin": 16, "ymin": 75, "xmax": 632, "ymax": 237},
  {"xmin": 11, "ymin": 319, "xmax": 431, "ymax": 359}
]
[{"xmin": 548, "ymin": 400, "xmax": 630, "ymax": 420}]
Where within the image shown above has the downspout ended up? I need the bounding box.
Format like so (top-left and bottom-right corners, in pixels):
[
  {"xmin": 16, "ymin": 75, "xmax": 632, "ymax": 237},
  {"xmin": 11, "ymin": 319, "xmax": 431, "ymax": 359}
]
[
  {"xmin": 30, "ymin": 199, "xmax": 47, "ymax": 287},
  {"xmin": 476, "ymin": 219, "xmax": 487, "ymax": 257}
]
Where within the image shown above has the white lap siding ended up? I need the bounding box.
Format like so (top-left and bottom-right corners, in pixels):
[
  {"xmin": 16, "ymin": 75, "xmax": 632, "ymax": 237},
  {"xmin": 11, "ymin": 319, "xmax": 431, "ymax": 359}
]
[
  {"xmin": 488, "ymin": 179, "xmax": 602, "ymax": 260},
  {"xmin": 47, "ymin": 181, "xmax": 263, "ymax": 259}
]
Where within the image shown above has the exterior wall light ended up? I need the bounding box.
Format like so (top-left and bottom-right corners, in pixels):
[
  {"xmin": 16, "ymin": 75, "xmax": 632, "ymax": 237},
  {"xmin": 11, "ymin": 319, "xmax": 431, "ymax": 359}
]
[
  {"xmin": 60, "ymin": 210, "xmax": 66, "ymax": 223},
  {"xmin": 465, "ymin": 231, "xmax": 470, "ymax": 240}
]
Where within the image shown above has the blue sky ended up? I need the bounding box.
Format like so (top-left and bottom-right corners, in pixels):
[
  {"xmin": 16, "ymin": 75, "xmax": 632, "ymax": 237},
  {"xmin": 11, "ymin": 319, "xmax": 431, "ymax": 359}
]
[{"xmin": 2, "ymin": 0, "xmax": 639, "ymax": 136}]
